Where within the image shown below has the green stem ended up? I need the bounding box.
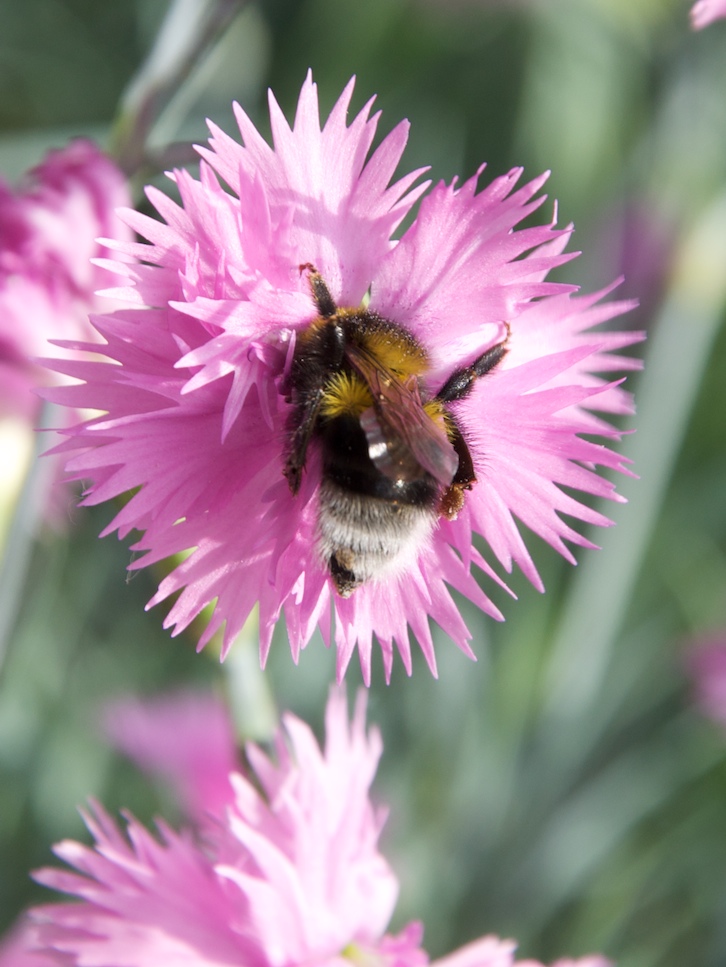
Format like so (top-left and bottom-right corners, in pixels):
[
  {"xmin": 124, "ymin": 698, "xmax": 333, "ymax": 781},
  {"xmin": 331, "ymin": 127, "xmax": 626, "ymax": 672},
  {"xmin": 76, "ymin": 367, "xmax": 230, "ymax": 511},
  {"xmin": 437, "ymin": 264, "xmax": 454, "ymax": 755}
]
[
  {"xmin": 222, "ymin": 609, "xmax": 278, "ymax": 743},
  {"xmin": 110, "ymin": 0, "xmax": 246, "ymax": 177},
  {"xmin": 0, "ymin": 403, "xmax": 58, "ymax": 678}
]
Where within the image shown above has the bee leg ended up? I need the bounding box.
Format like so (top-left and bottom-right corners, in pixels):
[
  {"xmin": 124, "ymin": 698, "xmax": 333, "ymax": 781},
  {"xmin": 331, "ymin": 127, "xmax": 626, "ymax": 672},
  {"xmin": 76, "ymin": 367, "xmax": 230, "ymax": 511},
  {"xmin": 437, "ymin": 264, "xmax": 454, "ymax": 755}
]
[
  {"xmin": 435, "ymin": 325, "xmax": 510, "ymax": 404},
  {"xmin": 284, "ymin": 393, "xmax": 324, "ymax": 495},
  {"xmin": 329, "ymin": 552, "xmax": 361, "ymax": 598},
  {"xmin": 438, "ymin": 417, "xmax": 476, "ymax": 520},
  {"xmin": 435, "ymin": 326, "xmax": 509, "ymax": 518},
  {"xmin": 284, "ymin": 316, "xmax": 347, "ymax": 495}
]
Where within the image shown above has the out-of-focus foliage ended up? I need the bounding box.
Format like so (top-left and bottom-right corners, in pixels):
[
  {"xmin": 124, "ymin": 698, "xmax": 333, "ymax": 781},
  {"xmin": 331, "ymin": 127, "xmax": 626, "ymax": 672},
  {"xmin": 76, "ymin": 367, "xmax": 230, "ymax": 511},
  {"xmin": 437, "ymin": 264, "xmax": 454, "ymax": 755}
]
[{"xmin": 2, "ymin": 3, "xmax": 726, "ymax": 967}]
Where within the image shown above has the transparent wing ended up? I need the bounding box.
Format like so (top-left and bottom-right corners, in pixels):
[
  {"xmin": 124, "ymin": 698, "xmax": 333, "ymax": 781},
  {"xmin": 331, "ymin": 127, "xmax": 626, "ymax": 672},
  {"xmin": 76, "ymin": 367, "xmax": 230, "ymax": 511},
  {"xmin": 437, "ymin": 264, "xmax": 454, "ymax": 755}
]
[{"xmin": 345, "ymin": 342, "xmax": 458, "ymax": 486}]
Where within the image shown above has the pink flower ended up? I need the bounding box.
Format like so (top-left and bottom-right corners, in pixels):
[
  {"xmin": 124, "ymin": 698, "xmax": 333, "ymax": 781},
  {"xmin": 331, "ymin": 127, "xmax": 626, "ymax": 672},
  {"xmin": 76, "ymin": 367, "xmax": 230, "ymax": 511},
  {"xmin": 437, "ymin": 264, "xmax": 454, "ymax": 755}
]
[
  {"xmin": 0, "ymin": 920, "xmax": 58, "ymax": 966},
  {"xmin": 32, "ymin": 691, "xmax": 406, "ymax": 967},
  {"xmin": 690, "ymin": 0, "xmax": 726, "ymax": 28},
  {"xmin": 684, "ymin": 634, "xmax": 726, "ymax": 727},
  {"xmin": 0, "ymin": 139, "xmax": 131, "ymax": 421},
  {"xmin": 519, "ymin": 958, "xmax": 612, "ymax": 967},
  {"xmin": 47, "ymin": 74, "xmax": 642, "ymax": 682},
  {"xmin": 24, "ymin": 692, "xmax": 612, "ymax": 967},
  {"xmin": 430, "ymin": 936, "xmax": 519, "ymax": 967},
  {"xmin": 103, "ymin": 689, "xmax": 238, "ymax": 824},
  {"xmin": 436, "ymin": 937, "xmax": 612, "ymax": 967}
]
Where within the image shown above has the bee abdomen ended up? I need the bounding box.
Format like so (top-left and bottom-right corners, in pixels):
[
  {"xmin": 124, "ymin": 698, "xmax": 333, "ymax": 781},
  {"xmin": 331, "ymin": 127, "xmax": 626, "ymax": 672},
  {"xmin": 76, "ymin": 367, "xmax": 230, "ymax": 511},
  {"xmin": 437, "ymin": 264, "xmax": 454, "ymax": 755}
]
[{"xmin": 317, "ymin": 479, "xmax": 436, "ymax": 597}]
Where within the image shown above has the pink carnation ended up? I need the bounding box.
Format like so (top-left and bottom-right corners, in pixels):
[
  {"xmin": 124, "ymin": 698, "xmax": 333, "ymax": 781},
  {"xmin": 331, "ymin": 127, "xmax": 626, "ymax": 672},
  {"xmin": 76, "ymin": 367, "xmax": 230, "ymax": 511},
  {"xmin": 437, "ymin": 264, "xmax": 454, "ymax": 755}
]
[
  {"xmin": 22, "ymin": 692, "xmax": 611, "ymax": 967},
  {"xmin": 0, "ymin": 920, "xmax": 59, "ymax": 966},
  {"xmin": 690, "ymin": 0, "xmax": 726, "ymax": 28},
  {"xmin": 103, "ymin": 689, "xmax": 238, "ymax": 825},
  {"xmin": 684, "ymin": 633, "xmax": 726, "ymax": 727},
  {"xmin": 437, "ymin": 937, "xmax": 612, "ymax": 967},
  {"xmin": 47, "ymin": 73, "xmax": 642, "ymax": 682},
  {"xmin": 32, "ymin": 691, "xmax": 406, "ymax": 967},
  {"xmin": 519, "ymin": 958, "xmax": 611, "ymax": 967},
  {"xmin": 0, "ymin": 139, "xmax": 131, "ymax": 421}
]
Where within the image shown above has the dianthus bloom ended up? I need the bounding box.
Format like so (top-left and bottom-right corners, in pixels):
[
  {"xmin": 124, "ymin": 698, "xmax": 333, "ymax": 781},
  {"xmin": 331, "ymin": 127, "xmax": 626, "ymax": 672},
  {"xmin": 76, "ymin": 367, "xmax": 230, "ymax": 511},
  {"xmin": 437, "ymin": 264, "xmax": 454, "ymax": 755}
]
[
  {"xmin": 0, "ymin": 920, "xmax": 57, "ymax": 967},
  {"xmin": 690, "ymin": 0, "xmax": 726, "ymax": 28},
  {"xmin": 684, "ymin": 633, "xmax": 726, "ymax": 727},
  {"xmin": 48, "ymin": 74, "xmax": 641, "ymax": 681},
  {"xmin": 18, "ymin": 691, "xmax": 609, "ymax": 967},
  {"xmin": 0, "ymin": 139, "xmax": 131, "ymax": 421},
  {"xmin": 103, "ymin": 689, "xmax": 238, "ymax": 824}
]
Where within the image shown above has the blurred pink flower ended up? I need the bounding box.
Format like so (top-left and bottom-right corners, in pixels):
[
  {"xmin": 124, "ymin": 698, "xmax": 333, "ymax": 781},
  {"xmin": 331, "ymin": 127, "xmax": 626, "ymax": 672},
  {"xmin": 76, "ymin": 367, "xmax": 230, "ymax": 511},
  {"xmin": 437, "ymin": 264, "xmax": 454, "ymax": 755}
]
[
  {"xmin": 691, "ymin": 0, "xmax": 726, "ymax": 28},
  {"xmin": 685, "ymin": 634, "xmax": 726, "ymax": 727},
  {"xmin": 589, "ymin": 198, "xmax": 674, "ymax": 329},
  {"xmin": 0, "ymin": 922, "xmax": 612, "ymax": 967},
  {"xmin": 0, "ymin": 920, "xmax": 57, "ymax": 967},
  {"xmin": 32, "ymin": 691, "xmax": 406, "ymax": 966},
  {"xmin": 0, "ymin": 139, "xmax": 131, "ymax": 421},
  {"xmin": 47, "ymin": 73, "xmax": 642, "ymax": 682},
  {"xmin": 440, "ymin": 937, "xmax": 612, "ymax": 967},
  {"xmin": 519, "ymin": 957, "xmax": 611, "ymax": 967},
  {"xmin": 103, "ymin": 689, "xmax": 238, "ymax": 825},
  {"xmin": 22, "ymin": 691, "xmax": 611, "ymax": 967}
]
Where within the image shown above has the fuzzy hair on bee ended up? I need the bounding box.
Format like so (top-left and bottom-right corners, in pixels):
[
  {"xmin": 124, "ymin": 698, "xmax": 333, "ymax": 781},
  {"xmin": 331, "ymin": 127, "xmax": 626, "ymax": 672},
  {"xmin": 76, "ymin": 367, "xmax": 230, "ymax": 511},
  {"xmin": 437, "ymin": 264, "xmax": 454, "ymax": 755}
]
[{"xmin": 283, "ymin": 264, "xmax": 509, "ymax": 598}]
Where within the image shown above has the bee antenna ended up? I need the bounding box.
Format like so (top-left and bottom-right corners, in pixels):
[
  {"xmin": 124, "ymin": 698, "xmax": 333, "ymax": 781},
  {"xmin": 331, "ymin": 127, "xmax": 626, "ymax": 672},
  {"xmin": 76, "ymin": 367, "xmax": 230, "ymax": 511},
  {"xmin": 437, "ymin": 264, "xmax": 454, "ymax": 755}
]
[{"xmin": 299, "ymin": 263, "xmax": 337, "ymax": 318}]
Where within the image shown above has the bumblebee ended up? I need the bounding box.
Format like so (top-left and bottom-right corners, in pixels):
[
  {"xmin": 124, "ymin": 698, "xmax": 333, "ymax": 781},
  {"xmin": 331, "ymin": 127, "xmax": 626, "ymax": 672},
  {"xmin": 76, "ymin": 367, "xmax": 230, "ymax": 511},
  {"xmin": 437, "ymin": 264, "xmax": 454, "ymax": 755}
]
[{"xmin": 283, "ymin": 264, "xmax": 509, "ymax": 597}]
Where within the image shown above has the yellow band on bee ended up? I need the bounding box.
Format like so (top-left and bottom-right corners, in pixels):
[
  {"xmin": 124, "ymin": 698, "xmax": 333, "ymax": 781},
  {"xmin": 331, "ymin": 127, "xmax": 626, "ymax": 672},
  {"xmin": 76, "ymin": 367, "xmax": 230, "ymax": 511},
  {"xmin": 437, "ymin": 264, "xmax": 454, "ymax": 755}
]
[
  {"xmin": 358, "ymin": 328, "xmax": 428, "ymax": 377},
  {"xmin": 321, "ymin": 371, "xmax": 374, "ymax": 417}
]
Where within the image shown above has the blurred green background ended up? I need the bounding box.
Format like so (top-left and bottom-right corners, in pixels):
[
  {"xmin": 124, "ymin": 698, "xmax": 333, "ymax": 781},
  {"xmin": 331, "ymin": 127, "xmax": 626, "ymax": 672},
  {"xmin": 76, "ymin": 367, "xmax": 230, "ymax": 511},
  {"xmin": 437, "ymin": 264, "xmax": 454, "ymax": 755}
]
[{"xmin": 2, "ymin": 1, "xmax": 726, "ymax": 965}]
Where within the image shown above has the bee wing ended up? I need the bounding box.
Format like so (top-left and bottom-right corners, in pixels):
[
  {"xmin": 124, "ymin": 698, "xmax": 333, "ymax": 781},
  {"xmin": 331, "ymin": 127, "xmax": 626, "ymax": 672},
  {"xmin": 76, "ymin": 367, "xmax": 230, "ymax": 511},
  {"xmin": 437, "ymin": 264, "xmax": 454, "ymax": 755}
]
[{"xmin": 345, "ymin": 343, "xmax": 458, "ymax": 486}]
